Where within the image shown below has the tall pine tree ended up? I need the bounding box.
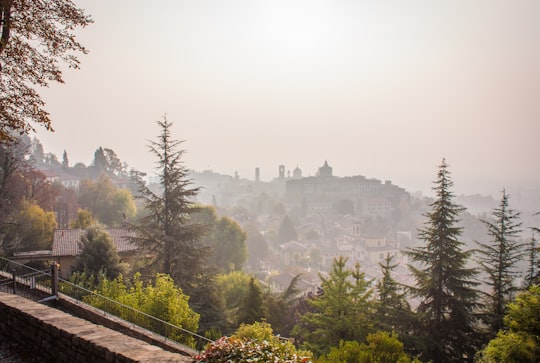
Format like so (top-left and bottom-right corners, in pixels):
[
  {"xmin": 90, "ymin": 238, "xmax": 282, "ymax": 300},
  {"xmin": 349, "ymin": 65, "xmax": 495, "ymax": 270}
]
[
  {"xmin": 406, "ymin": 159, "xmax": 480, "ymax": 363},
  {"xmin": 130, "ymin": 116, "xmax": 207, "ymax": 297},
  {"xmin": 476, "ymin": 190, "xmax": 524, "ymax": 336}
]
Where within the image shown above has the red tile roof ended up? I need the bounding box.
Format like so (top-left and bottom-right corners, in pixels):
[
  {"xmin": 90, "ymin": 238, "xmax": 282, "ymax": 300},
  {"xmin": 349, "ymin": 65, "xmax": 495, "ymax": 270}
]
[{"xmin": 52, "ymin": 228, "xmax": 138, "ymax": 257}]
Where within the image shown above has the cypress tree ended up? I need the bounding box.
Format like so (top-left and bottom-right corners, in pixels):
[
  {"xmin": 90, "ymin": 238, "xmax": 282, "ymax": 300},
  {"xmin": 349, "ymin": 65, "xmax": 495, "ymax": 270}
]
[{"xmin": 406, "ymin": 159, "xmax": 480, "ymax": 363}]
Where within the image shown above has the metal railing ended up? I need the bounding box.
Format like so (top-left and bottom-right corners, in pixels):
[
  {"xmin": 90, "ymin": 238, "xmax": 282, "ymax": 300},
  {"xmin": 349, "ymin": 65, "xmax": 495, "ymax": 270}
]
[
  {"xmin": 0, "ymin": 258, "xmax": 52, "ymax": 300},
  {"xmin": 0, "ymin": 257, "xmax": 213, "ymax": 351}
]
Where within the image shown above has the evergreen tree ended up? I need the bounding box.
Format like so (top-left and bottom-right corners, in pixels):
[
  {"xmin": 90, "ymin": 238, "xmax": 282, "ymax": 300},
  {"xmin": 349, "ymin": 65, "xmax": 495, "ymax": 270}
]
[
  {"xmin": 62, "ymin": 150, "xmax": 69, "ymax": 168},
  {"xmin": 92, "ymin": 147, "xmax": 107, "ymax": 173},
  {"xmin": 375, "ymin": 254, "xmax": 412, "ymax": 345},
  {"xmin": 406, "ymin": 159, "xmax": 480, "ymax": 363},
  {"xmin": 237, "ymin": 277, "xmax": 266, "ymax": 325},
  {"xmin": 75, "ymin": 227, "xmax": 126, "ymax": 279},
  {"xmin": 278, "ymin": 215, "xmax": 298, "ymax": 243},
  {"xmin": 188, "ymin": 272, "xmax": 227, "ymax": 337},
  {"xmin": 130, "ymin": 116, "xmax": 207, "ymax": 297},
  {"xmin": 476, "ymin": 190, "xmax": 524, "ymax": 336},
  {"xmin": 293, "ymin": 256, "xmax": 374, "ymax": 356},
  {"xmin": 524, "ymin": 232, "xmax": 538, "ymax": 288}
]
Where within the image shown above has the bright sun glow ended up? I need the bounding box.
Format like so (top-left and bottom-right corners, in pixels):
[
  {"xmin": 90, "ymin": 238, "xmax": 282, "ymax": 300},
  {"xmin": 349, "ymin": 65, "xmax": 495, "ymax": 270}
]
[{"xmin": 258, "ymin": 1, "xmax": 335, "ymax": 54}]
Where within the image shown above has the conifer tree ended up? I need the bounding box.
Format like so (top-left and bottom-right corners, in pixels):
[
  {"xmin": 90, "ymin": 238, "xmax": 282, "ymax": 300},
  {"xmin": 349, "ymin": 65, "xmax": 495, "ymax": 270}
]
[
  {"xmin": 130, "ymin": 116, "xmax": 207, "ymax": 297},
  {"xmin": 75, "ymin": 227, "xmax": 126, "ymax": 279},
  {"xmin": 406, "ymin": 159, "xmax": 480, "ymax": 363},
  {"xmin": 278, "ymin": 215, "xmax": 298, "ymax": 243},
  {"xmin": 293, "ymin": 256, "xmax": 374, "ymax": 356},
  {"xmin": 524, "ymin": 232, "xmax": 538, "ymax": 288},
  {"xmin": 61, "ymin": 150, "xmax": 69, "ymax": 168},
  {"xmin": 476, "ymin": 190, "xmax": 524, "ymax": 336},
  {"xmin": 237, "ymin": 277, "xmax": 266, "ymax": 325},
  {"xmin": 375, "ymin": 254, "xmax": 412, "ymax": 345}
]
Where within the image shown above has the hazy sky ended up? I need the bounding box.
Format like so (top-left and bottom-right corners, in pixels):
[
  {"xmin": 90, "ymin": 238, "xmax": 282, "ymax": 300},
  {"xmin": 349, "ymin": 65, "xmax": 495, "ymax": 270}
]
[{"xmin": 38, "ymin": 0, "xmax": 540, "ymax": 196}]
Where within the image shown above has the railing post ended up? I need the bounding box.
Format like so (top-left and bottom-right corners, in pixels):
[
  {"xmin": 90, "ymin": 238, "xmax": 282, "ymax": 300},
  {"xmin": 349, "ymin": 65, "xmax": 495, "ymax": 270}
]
[
  {"xmin": 11, "ymin": 267, "xmax": 16, "ymax": 294},
  {"xmin": 51, "ymin": 262, "xmax": 59, "ymax": 298}
]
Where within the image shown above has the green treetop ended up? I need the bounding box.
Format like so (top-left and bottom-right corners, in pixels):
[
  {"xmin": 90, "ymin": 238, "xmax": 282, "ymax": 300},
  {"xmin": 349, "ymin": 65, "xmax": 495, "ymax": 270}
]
[{"xmin": 293, "ymin": 256, "xmax": 374, "ymax": 356}]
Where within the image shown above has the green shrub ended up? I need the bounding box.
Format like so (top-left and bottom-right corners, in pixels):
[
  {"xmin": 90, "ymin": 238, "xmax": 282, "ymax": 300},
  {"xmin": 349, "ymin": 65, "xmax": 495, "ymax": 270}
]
[{"xmin": 193, "ymin": 322, "xmax": 312, "ymax": 363}]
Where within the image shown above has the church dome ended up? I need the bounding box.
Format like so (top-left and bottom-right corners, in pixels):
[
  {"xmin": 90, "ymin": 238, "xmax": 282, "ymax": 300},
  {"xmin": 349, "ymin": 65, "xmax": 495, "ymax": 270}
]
[{"xmin": 317, "ymin": 160, "xmax": 333, "ymax": 177}]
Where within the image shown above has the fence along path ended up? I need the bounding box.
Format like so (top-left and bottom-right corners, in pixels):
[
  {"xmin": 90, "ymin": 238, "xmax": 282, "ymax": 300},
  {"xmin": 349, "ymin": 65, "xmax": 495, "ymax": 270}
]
[{"xmin": 0, "ymin": 257, "xmax": 213, "ymax": 353}]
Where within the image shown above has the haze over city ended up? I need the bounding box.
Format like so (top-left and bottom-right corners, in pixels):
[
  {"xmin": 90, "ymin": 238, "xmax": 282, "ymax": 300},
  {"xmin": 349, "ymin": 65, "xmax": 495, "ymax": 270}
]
[{"xmin": 38, "ymin": 0, "xmax": 540, "ymax": 197}]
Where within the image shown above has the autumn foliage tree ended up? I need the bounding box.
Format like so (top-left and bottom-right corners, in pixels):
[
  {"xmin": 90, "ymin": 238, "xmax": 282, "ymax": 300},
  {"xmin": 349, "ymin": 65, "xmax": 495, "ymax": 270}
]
[
  {"xmin": 2, "ymin": 199, "xmax": 56, "ymax": 253},
  {"xmin": 0, "ymin": 0, "xmax": 92, "ymax": 142}
]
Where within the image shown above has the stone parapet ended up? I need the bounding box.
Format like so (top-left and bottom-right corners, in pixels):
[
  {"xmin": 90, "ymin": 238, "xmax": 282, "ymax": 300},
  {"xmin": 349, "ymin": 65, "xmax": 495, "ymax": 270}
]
[{"xmin": 0, "ymin": 293, "xmax": 191, "ymax": 362}]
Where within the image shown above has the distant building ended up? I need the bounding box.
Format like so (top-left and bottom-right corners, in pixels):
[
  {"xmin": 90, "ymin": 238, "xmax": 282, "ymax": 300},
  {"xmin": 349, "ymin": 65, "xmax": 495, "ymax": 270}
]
[
  {"xmin": 293, "ymin": 166, "xmax": 302, "ymax": 179},
  {"xmin": 52, "ymin": 228, "xmax": 139, "ymax": 276},
  {"xmin": 316, "ymin": 160, "xmax": 333, "ymax": 177},
  {"xmin": 41, "ymin": 168, "xmax": 80, "ymax": 190},
  {"xmin": 279, "ymin": 165, "xmax": 285, "ymax": 179},
  {"xmin": 279, "ymin": 241, "xmax": 309, "ymax": 266},
  {"xmin": 286, "ymin": 161, "xmax": 409, "ymax": 217},
  {"xmin": 9, "ymin": 228, "xmax": 139, "ymax": 277}
]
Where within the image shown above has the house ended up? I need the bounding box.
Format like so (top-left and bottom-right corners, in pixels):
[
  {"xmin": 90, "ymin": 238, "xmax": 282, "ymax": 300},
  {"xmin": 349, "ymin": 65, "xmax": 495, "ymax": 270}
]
[
  {"xmin": 51, "ymin": 228, "xmax": 139, "ymax": 277},
  {"xmin": 39, "ymin": 168, "xmax": 81, "ymax": 190},
  {"xmin": 361, "ymin": 236, "xmax": 400, "ymax": 265},
  {"xmin": 279, "ymin": 241, "xmax": 309, "ymax": 266}
]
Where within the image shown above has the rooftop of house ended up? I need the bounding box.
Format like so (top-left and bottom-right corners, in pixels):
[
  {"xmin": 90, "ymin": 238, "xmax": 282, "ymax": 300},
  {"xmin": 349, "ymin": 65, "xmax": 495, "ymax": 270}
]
[{"xmin": 52, "ymin": 228, "xmax": 138, "ymax": 257}]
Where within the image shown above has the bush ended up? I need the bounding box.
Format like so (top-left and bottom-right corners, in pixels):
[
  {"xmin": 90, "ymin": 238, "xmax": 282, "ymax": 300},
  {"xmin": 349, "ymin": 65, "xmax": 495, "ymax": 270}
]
[
  {"xmin": 193, "ymin": 336, "xmax": 312, "ymax": 363},
  {"xmin": 193, "ymin": 322, "xmax": 312, "ymax": 363}
]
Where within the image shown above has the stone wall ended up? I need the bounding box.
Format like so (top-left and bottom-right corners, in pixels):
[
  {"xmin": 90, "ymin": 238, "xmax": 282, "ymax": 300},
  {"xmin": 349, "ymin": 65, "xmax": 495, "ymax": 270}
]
[
  {"xmin": 48, "ymin": 292, "xmax": 198, "ymax": 356},
  {"xmin": 0, "ymin": 293, "xmax": 192, "ymax": 363}
]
